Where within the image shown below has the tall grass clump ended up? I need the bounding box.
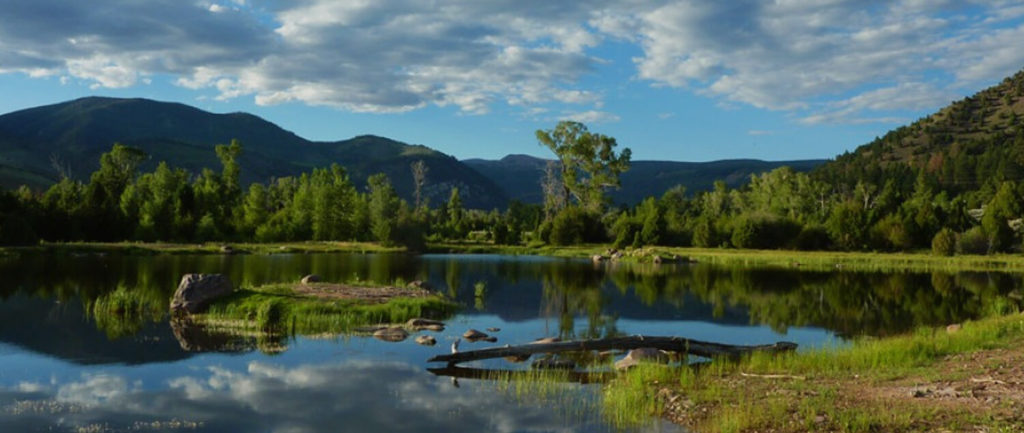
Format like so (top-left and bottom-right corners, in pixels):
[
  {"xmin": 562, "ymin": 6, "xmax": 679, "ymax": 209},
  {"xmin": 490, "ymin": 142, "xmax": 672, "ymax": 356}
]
[{"xmin": 88, "ymin": 286, "xmax": 165, "ymax": 338}]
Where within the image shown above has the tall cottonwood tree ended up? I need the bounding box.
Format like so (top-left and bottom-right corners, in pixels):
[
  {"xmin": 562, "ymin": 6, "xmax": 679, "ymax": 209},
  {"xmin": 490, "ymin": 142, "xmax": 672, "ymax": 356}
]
[{"xmin": 536, "ymin": 121, "xmax": 631, "ymax": 213}]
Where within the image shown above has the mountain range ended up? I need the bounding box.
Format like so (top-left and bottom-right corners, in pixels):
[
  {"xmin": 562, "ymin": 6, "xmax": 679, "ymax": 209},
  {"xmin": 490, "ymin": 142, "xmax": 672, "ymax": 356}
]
[{"xmin": 0, "ymin": 97, "xmax": 825, "ymax": 208}]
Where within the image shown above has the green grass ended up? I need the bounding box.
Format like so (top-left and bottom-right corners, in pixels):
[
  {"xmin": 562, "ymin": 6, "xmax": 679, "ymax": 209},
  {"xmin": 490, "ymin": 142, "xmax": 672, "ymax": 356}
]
[
  {"xmin": 431, "ymin": 242, "xmax": 1024, "ymax": 272},
  {"xmin": 87, "ymin": 286, "xmax": 166, "ymax": 338},
  {"xmin": 198, "ymin": 283, "xmax": 458, "ymax": 335},
  {"xmin": 602, "ymin": 311, "xmax": 1024, "ymax": 432}
]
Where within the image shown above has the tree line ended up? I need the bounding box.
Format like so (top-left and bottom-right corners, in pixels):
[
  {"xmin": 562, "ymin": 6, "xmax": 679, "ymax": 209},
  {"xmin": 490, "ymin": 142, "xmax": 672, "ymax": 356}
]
[{"xmin": 0, "ymin": 119, "xmax": 1022, "ymax": 255}]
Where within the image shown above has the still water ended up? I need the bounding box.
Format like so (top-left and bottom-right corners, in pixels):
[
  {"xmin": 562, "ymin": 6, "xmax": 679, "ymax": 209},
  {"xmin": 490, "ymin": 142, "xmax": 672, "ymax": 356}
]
[{"xmin": 1, "ymin": 252, "xmax": 1021, "ymax": 432}]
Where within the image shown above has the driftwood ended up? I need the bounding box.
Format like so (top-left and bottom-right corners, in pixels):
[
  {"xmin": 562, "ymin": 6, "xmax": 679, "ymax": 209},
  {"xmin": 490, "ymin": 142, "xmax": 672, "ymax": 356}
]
[
  {"xmin": 427, "ymin": 366, "xmax": 616, "ymax": 384},
  {"xmin": 427, "ymin": 335, "xmax": 797, "ymax": 365}
]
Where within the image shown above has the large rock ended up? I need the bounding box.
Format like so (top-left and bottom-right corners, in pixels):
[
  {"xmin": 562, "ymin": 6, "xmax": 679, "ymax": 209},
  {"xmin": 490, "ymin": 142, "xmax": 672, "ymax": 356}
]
[
  {"xmin": 406, "ymin": 318, "xmax": 445, "ymax": 331},
  {"xmin": 170, "ymin": 274, "xmax": 234, "ymax": 314}
]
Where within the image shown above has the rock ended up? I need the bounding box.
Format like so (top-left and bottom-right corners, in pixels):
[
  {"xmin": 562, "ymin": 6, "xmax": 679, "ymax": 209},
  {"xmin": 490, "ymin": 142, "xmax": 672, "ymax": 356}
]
[
  {"xmin": 407, "ymin": 318, "xmax": 446, "ymax": 331},
  {"xmin": 170, "ymin": 274, "xmax": 234, "ymax": 314},
  {"xmin": 415, "ymin": 335, "xmax": 437, "ymax": 346},
  {"xmin": 610, "ymin": 251, "xmax": 624, "ymax": 261},
  {"xmin": 531, "ymin": 337, "xmax": 561, "ymax": 344},
  {"xmin": 592, "ymin": 254, "xmax": 606, "ymax": 263},
  {"xmin": 486, "ymin": 327, "xmax": 501, "ymax": 332},
  {"xmin": 652, "ymin": 255, "xmax": 663, "ymax": 264},
  {"xmin": 531, "ymin": 358, "xmax": 576, "ymax": 370},
  {"xmin": 300, "ymin": 274, "xmax": 322, "ymax": 284},
  {"xmin": 219, "ymin": 245, "xmax": 234, "ymax": 254},
  {"xmin": 463, "ymin": 329, "xmax": 491, "ymax": 341},
  {"xmin": 408, "ymin": 280, "xmax": 433, "ymax": 291},
  {"xmin": 615, "ymin": 347, "xmax": 669, "ymax": 370},
  {"xmin": 946, "ymin": 323, "xmax": 962, "ymax": 334},
  {"xmin": 373, "ymin": 327, "xmax": 409, "ymax": 342}
]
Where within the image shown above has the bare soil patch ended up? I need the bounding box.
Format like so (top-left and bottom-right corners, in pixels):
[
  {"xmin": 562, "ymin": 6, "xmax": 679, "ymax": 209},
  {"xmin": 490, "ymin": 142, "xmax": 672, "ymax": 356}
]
[{"xmin": 291, "ymin": 283, "xmax": 434, "ymax": 303}]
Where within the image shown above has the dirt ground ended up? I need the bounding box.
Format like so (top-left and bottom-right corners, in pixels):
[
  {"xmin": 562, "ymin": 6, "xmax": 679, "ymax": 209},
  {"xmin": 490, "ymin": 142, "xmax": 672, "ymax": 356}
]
[
  {"xmin": 657, "ymin": 344, "xmax": 1024, "ymax": 432},
  {"xmin": 291, "ymin": 282, "xmax": 434, "ymax": 303}
]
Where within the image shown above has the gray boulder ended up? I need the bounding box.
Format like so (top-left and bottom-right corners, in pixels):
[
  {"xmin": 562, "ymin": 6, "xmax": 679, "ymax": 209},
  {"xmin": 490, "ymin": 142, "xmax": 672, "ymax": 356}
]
[
  {"xmin": 373, "ymin": 327, "xmax": 409, "ymax": 342},
  {"xmin": 170, "ymin": 274, "xmax": 234, "ymax": 314}
]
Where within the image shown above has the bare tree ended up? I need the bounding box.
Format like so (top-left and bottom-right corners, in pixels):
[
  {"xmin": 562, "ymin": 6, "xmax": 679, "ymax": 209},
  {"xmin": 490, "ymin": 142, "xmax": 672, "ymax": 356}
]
[
  {"xmin": 541, "ymin": 160, "xmax": 566, "ymax": 220},
  {"xmin": 49, "ymin": 153, "xmax": 72, "ymax": 180},
  {"xmin": 411, "ymin": 160, "xmax": 429, "ymax": 208}
]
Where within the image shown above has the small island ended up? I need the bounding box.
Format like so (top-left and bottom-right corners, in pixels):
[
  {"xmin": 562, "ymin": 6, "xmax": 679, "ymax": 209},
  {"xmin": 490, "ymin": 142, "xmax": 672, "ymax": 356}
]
[{"xmin": 170, "ymin": 274, "xmax": 458, "ymax": 340}]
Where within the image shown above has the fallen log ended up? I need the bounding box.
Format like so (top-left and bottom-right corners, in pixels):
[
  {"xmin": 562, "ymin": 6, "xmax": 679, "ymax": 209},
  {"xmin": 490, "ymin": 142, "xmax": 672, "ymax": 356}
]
[
  {"xmin": 427, "ymin": 366, "xmax": 616, "ymax": 384},
  {"xmin": 427, "ymin": 335, "xmax": 796, "ymax": 365}
]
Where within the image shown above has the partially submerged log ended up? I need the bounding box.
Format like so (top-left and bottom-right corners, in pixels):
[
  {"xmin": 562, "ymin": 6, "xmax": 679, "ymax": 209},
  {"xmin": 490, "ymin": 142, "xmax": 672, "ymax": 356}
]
[
  {"xmin": 427, "ymin": 366, "xmax": 616, "ymax": 384},
  {"xmin": 427, "ymin": 335, "xmax": 796, "ymax": 365}
]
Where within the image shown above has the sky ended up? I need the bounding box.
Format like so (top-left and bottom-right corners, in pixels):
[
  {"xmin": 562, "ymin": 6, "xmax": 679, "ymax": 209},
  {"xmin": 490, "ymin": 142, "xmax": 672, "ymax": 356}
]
[{"xmin": 1, "ymin": 0, "xmax": 1024, "ymax": 162}]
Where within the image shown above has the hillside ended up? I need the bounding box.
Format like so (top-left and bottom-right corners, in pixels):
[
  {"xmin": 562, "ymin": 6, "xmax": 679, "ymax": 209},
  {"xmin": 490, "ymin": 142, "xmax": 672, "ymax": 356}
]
[
  {"xmin": 817, "ymin": 69, "xmax": 1024, "ymax": 192},
  {"xmin": 464, "ymin": 155, "xmax": 826, "ymax": 205},
  {"xmin": 0, "ymin": 97, "xmax": 507, "ymax": 209}
]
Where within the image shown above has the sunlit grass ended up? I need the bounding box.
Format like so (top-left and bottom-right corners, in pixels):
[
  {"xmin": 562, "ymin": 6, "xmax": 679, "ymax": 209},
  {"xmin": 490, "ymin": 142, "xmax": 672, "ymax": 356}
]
[
  {"xmin": 198, "ymin": 283, "xmax": 458, "ymax": 335},
  {"xmin": 86, "ymin": 285, "xmax": 166, "ymax": 338},
  {"xmin": 603, "ymin": 310, "xmax": 1024, "ymax": 432}
]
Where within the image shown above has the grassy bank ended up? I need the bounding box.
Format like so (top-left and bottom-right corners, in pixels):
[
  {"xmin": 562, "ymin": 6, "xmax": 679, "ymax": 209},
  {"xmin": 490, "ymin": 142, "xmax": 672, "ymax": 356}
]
[
  {"xmin": 431, "ymin": 242, "xmax": 1024, "ymax": 272},
  {"xmin": 196, "ymin": 282, "xmax": 458, "ymax": 335},
  {"xmin": 7, "ymin": 241, "xmax": 1024, "ymax": 272},
  {"xmin": 604, "ymin": 311, "xmax": 1024, "ymax": 432}
]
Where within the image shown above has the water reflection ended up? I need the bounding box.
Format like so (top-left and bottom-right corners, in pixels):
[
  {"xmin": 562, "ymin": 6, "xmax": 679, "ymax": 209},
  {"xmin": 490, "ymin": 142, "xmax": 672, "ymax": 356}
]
[
  {"xmin": 0, "ymin": 360, "xmax": 679, "ymax": 433},
  {"xmin": 0, "ymin": 252, "xmax": 1022, "ymax": 362}
]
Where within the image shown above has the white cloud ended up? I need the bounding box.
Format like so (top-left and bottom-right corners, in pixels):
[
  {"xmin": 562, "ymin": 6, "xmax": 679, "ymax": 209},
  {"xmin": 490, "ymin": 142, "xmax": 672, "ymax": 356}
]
[
  {"xmin": 0, "ymin": 0, "xmax": 1022, "ymax": 123},
  {"xmin": 561, "ymin": 110, "xmax": 621, "ymax": 124}
]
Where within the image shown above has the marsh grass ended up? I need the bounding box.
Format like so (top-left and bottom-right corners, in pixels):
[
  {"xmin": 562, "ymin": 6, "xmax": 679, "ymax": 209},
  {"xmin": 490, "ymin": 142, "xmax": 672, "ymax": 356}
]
[
  {"xmin": 87, "ymin": 286, "xmax": 166, "ymax": 338},
  {"xmin": 199, "ymin": 283, "xmax": 458, "ymax": 335},
  {"xmin": 603, "ymin": 311, "xmax": 1024, "ymax": 432}
]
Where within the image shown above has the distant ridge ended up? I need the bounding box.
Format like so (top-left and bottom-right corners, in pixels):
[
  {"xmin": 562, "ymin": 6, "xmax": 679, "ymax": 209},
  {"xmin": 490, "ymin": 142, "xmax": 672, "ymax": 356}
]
[
  {"xmin": 0, "ymin": 97, "xmax": 507, "ymax": 209},
  {"xmin": 463, "ymin": 155, "xmax": 827, "ymax": 205}
]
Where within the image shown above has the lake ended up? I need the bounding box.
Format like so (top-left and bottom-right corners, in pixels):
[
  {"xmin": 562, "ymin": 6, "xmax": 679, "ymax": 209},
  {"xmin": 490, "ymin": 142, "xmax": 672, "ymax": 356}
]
[{"xmin": 1, "ymin": 251, "xmax": 1021, "ymax": 432}]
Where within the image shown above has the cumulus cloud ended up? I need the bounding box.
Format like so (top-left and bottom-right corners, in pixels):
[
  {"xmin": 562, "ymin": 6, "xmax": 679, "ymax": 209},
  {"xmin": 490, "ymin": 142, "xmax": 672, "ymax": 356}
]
[{"xmin": 0, "ymin": 0, "xmax": 1022, "ymax": 122}]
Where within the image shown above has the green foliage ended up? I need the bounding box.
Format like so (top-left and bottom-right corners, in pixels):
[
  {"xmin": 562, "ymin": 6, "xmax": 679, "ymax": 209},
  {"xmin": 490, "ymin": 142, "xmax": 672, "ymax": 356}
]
[
  {"xmin": 548, "ymin": 206, "xmax": 603, "ymax": 246},
  {"xmin": 932, "ymin": 228, "xmax": 957, "ymax": 256},
  {"xmin": 368, "ymin": 173, "xmax": 400, "ymax": 244},
  {"xmin": 958, "ymin": 226, "xmax": 989, "ymax": 255},
  {"xmin": 536, "ymin": 121, "xmax": 631, "ymax": 212}
]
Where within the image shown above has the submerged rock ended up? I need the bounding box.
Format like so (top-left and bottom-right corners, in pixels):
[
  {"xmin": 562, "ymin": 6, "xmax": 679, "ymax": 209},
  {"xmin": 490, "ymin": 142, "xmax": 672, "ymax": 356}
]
[
  {"xmin": 373, "ymin": 327, "xmax": 409, "ymax": 342},
  {"xmin": 415, "ymin": 335, "xmax": 437, "ymax": 346},
  {"xmin": 300, "ymin": 274, "xmax": 322, "ymax": 284},
  {"xmin": 407, "ymin": 318, "xmax": 445, "ymax": 331},
  {"xmin": 463, "ymin": 329, "xmax": 495, "ymax": 342},
  {"xmin": 170, "ymin": 274, "xmax": 234, "ymax": 314}
]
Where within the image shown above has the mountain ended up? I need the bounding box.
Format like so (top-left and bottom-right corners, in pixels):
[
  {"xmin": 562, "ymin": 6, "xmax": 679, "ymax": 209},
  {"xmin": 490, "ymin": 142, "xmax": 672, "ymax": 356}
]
[
  {"xmin": 0, "ymin": 97, "xmax": 507, "ymax": 209},
  {"xmin": 816, "ymin": 69, "xmax": 1024, "ymax": 190},
  {"xmin": 464, "ymin": 154, "xmax": 826, "ymax": 205}
]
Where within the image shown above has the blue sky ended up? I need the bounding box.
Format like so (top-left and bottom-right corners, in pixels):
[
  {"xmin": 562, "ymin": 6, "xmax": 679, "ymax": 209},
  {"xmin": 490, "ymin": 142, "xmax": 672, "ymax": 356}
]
[{"xmin": 2, "ymin": 0, "xmax": 1023, "ymax": 162}]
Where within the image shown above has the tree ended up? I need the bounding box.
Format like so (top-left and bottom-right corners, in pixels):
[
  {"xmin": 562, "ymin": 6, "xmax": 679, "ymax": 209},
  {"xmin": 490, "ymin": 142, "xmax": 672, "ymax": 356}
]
[
  {"xmin": 367, "ymin": 173, "xmax": 400, "ymax": 244},
  {"xmin": 411, "ymin": 160, "xmax": 429, "ymax": 210},
  {"xmin": 536, "ymin": 121, "xmax": 631, "ymax": 212}
]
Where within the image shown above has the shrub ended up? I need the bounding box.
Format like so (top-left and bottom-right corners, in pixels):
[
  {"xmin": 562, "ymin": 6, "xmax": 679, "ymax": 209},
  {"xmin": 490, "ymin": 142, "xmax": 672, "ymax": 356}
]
[
  {"xmin": 957, "ymin": 227, "xmax": 988, "ymax": 255},
  {"xmin": 931, "ymin": 228, "xmax": 957, "ymax": 256}
]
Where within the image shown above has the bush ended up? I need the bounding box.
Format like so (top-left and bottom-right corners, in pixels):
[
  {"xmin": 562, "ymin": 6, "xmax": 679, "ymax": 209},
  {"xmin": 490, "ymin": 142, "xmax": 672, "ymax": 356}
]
[
  {"xmin": 730, "ymin": 215, "xmax": 801, "ymax": 249},
  {"xmin": 795, "ymin": 225, "xmax": 832, "ymax": 251},
  {"xmin": 931, "ymin": 228, "xmax": 957, "ymax": 256},
  {"xmin": 547, "ymin": 206, "xmax": 603, "ymax": 245},
  {"xmin": 957, "ymin": 227, "xmax": 988, "ymax": 255}
]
